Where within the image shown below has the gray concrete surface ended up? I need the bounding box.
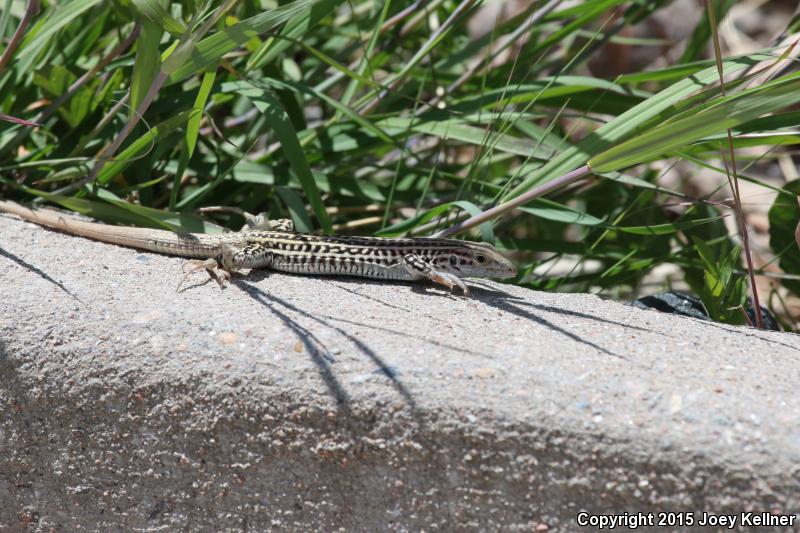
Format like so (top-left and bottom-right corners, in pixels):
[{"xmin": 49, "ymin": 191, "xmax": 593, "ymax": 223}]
[{"xmin": 1, "ymin": 212, "xmax": 799, "ymax": 533}]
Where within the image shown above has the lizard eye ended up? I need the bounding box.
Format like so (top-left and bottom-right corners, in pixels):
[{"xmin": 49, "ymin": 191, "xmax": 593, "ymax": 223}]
[
  {"xmin": 475, "ymin": 253, "xmax": 487, "ymax": 264},
  {"xmin": 449, "ymin": 255, "xmax": 458, "ymax": 266}
]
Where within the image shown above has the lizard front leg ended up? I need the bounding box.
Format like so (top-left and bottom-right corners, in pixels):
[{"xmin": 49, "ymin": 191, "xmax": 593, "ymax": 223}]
[
  {"xmin": 222, "ymin": 242, "xmax": 274, "ymax": 269},
  {"xmin": 401, "ymin": 254, "xmax": 469, "ymax": 295}
]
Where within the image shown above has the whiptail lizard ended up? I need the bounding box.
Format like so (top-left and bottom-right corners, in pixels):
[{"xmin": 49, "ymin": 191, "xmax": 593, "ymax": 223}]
[{"xmin": 0, "ymin": 200, "xmax": 516, "ymax": 294}]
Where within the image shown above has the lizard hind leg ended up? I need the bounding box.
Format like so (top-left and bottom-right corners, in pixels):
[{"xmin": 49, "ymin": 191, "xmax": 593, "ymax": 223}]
[
  {"xmin": 177, "ymin": 256, "xmax": 232, "ymax": 291},
  {"xmin": 241, "ymin": 212, "xmax": 295, "ymax": 232},
  {"xmin": 177, "ymin": 241, "xmax": 272, "ymax": 291}
]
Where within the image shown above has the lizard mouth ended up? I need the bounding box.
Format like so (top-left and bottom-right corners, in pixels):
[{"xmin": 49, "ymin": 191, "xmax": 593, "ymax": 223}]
[
  {"xmin": 496, "ymin": 267, "xmax": 517, "ymax": 279},
  {"xmin": 493, "ymin": 257, "xmax": 517, "ymax": 278}
]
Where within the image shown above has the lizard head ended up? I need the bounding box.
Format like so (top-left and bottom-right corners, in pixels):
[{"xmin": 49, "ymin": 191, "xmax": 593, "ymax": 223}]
[{"xmin": 434, "ymin": 242, "xmax": 517, "ymax": 280}]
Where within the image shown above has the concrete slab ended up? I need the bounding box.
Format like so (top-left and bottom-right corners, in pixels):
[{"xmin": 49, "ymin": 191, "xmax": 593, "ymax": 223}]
[{"xmin": 1, "ymin": 212, "xmax": 798, "ymax": 532}]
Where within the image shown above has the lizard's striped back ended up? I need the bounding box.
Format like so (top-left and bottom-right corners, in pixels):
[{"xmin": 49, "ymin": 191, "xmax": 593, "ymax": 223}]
[{"xmin": 243, "ymin": 231, "xmax": 504, "ymax": 280}]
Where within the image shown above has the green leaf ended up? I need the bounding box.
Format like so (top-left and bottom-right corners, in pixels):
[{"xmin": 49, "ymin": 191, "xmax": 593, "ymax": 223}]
[
  {"xmin": 617, "ymin": 216, "xmax": 725, "ymax": 235},
  {"xmin": 96, "ymin": 110, "xmax": 193, "ymax": 186},
  {"xmin": 92, "ymin": 188, "xmax": 224, "ymax": 233},
  {"xmin": 616, "ymin": 59, "xmax": 716, "ymax": 85},
  {"xmin": 245, "ymin": 0, "xmax": 342, "ymax": 71},
  {"xmin": 32, "ymin": 65, "xmax": 100, "ymax": 127},
  {"xmin": 0, "ymin": 0, "xmax": 13, "ymax": 46},
  {"xmin": 589, "ymin": 72, "xmax": 800, "ymax": 172},
  {"xmin": 232, "ymin": 78, "xmax": 394, "ymax": 145},
  {"xmin": 452, "ymin": 77, "xmax": 647, "ymax": 111},
  {"xmin": 519, "ymin": 200, "xmax": 604, "ymax": 226},
  {"xmin": 186, "ymin": 69, "xmax": 216, "ymax": 158},
  {"xmin": 131, "ymin": 18, "xmax": 164, "ymax": 114},
  {"xmin": 704, "ymin": 269, "xmax": 724, "ymax": 298},
  {"xmin": 690, "ymin": 234, "xmax": 747, "ymax": 324},
  {"xmin": 32, "ymin": 64, "xmax": 74, "ymax": 96},
  {"xmin": 504, "ymin": 53, "xmax": 773, "ymax": 201},
  {"xmin": 768, "ymin": 179, "xmax": 800, "ymax": 295},
  {"xmin": 132, "ymin": 0, "xmax": 187, "ymax": 35},
  {"xmin": 166, "ymin": 0, "xmax": 318, "ymax": 85},
  {"xmin": 377, "ymin": 201, "xmax": 494, "ymax": 242},
  {"xmin": 692, "ymin": 235, "xmax": 719, "ymax": 274},
  {"xmin": 276, "ymin": 186, "xmax": 313, "ymax": 233},
  {"xmin": 7, "ymin": 186, "xmax": 222, "ymax": 234},
  {"xmin": 15, "ymin": 0, "xmax": 104, "ymax": 75},
  {"xmin": 378, "ymin": 117, "xmax": 554, "ymax": 160}
]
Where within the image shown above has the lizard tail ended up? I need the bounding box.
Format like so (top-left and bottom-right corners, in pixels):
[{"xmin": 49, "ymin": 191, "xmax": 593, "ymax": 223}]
[{"xmin": 0, "ymin": 200, "xmax": 221, "ymax": 258}]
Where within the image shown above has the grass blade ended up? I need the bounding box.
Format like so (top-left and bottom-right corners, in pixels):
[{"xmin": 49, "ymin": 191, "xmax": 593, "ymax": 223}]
[{"xmin": 226, "ymin": 82, "xmax": 332, "ymax": 233}]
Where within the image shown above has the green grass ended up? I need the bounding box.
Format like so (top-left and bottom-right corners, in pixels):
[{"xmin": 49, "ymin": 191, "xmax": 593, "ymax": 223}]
[{"xmin": 1, "ymin": 0, "xmax": 799, "ymax": 329}]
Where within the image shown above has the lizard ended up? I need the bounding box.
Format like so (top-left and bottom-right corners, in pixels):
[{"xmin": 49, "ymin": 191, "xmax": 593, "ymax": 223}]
[{"xmin": 0, "ymin": 200, "xmax": 516, "ymax": 295}]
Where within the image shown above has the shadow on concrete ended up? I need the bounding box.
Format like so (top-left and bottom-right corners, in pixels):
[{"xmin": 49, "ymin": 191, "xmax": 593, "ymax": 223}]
[
  {"xmin": 465, "ymin": 284, "xmax": 630, "ymax": 361},
  {"xmin": 323, "ymin": 316, "xmax": 492, "ymax": 359},
  {"xmin": 468, "ymin": 283, "xmax": 654, "ymax": 332},
  {"xmin": 700, "ymin": 320, "xmax": 800, "ymax": 354},
  {"xmin": 237, "ymin": 271, "xmax": 633, "ymax": 360},
  {"xmin": 234, "ymin": 278, "xmax": 419, "ymax": 413},
  {"xmin": 233, "ymin": 279, "xmax": 351, "ymax": 410},
  {"xmin": 0, "ymin": 247, "xmax": 85, "ymax": 305},
  {"xmin": 321, "ymin": 279, "xmax": 413, "ymax": 313}
]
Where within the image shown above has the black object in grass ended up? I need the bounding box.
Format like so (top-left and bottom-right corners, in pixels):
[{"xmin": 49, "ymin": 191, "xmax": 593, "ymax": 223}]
[{"xmin": 632, "ymin": 291, "xmax": 780, "ymax": 331}]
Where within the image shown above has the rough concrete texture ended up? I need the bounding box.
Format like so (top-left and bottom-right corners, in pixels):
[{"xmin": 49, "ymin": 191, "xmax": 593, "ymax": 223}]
[{"xmin": 1, "ymin": 212, "xmax": 799, "ymax": 533}]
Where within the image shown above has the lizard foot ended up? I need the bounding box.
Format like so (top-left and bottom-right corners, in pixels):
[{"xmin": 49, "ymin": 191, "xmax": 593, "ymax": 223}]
[
  {"xmin": 178, "ymin": 258, "xmax": 232, "ymax": 291},
  {"xmin": 429, "ymin": 271, "xmax": 469, "ymax": 296},
  {"xmin": 401, "ymin": 254, "xmax": 470, "ymax": 296}
]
